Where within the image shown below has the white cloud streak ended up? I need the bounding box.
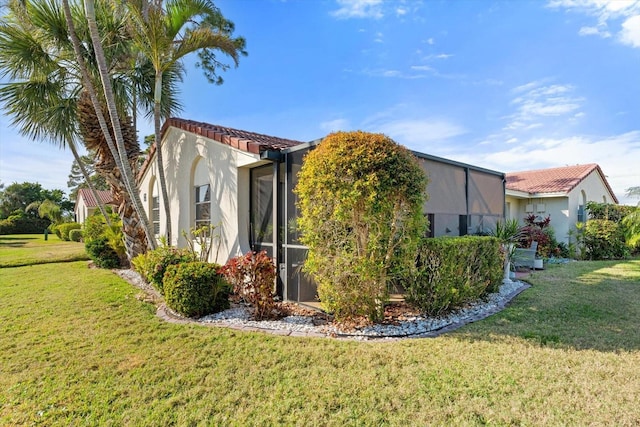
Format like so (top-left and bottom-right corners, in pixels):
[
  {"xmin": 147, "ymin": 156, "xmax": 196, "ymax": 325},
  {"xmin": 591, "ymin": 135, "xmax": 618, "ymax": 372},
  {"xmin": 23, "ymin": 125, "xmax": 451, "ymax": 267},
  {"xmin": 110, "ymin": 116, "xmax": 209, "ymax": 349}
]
[
  {"xmin": 331, "ymin": 0, "xmax": 384, "ymax": 19},
  {"xmin": 320, "ymin": 119, "xmax": 351, "ymax": 133},
  {"xmin": 375, "ymin": 119, "xmax": 467, "ymax": 145},
  {"xmin": 505, "ymin": 81, "xmax": 584, "ymax": 131}
]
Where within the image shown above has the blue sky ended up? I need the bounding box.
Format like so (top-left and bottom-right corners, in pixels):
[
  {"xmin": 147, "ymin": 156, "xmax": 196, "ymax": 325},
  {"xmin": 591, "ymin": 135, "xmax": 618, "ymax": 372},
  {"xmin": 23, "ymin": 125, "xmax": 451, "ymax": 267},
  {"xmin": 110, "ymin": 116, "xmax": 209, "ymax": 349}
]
[{"xmin": 1, "ymin": 0, "xmax": 639, "ymax": 204}]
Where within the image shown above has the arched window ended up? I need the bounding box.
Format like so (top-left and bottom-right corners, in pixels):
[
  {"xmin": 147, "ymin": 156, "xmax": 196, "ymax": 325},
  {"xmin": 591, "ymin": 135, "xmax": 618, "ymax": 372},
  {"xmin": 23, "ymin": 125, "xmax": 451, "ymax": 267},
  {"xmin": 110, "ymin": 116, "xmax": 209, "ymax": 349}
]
[
  {"xmin": 149, "ymin": 177, "xmax": 160, "ymax": 235},
  {"xmin": 578, "ymin": 190, "xmax": 587, "ymax": 222},
  {"xmin": 192, "ymin": 157, "xmax": 210, "ymax": 229}
]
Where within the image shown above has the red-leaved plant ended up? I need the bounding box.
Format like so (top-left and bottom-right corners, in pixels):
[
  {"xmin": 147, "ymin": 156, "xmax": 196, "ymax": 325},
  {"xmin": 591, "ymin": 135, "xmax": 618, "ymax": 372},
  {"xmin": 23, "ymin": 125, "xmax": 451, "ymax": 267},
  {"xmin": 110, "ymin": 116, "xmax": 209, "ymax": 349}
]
[
  {"xmin": 220, "ymin": 251, "xmax": 277, "ymax": 320},
  {"xmin": 519, "ymin": 214, "xmax": 554, "ymax": 257}
]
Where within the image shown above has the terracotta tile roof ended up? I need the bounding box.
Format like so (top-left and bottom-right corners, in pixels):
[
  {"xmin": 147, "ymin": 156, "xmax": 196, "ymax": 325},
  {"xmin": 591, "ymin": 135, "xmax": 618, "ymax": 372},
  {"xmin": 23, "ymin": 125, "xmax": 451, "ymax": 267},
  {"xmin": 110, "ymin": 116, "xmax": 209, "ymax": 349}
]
[
  {"xmin": 164, "ymin": 118, "xmax": 303, "ymax": 151},
  {"xmin": 138, "ymin": 118, "xmax": 304, "ymax": 181},
  {"xmin": 76, "ymin": 188, "xmax": 114, "ymax": 208},
  {"xmin": 506, "ymin": 163, "xmax": 618, "ymax": 203}
]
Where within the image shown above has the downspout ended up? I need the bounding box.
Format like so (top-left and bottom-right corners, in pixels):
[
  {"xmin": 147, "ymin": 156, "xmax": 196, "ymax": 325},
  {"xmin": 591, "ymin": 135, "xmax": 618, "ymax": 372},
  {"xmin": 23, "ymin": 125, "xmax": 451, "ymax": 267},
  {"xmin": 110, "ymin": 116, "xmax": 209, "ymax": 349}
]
[
  {"xmin": 463, "ymin": 166, "xmax": 470, "ymax": 235},
  {"xmin": 502, "ymin": 174, "xmax": 507, "ymax": 220}
]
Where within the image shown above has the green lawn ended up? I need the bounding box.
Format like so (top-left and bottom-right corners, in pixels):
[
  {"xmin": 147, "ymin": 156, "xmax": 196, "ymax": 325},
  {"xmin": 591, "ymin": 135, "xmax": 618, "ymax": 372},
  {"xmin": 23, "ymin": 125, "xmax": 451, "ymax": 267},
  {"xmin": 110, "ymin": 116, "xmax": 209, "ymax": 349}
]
[
  {"xmin": 1, "ymin": 237, "xmax": 639, "ymax": 425},
  {"xmin": 0, "ymin": 234, "xmax": 89, "ymax": 267}
]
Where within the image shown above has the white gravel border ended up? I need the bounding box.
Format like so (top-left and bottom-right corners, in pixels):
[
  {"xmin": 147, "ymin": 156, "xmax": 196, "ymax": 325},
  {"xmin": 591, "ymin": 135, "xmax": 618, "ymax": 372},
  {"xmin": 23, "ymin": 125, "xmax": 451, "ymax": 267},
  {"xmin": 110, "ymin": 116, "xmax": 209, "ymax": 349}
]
[{"xmin": 114, "ymin": 268, "xmax": 530, "ymax": 340}]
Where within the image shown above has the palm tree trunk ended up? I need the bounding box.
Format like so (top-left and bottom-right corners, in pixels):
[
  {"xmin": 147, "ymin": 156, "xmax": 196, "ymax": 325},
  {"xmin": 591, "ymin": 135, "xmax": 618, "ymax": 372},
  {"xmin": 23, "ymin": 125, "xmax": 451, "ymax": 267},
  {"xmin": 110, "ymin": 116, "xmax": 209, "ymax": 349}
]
[
  {"xmin": 62, "ymin": 0, "xmax": 157, "ymax": 259},
  {"xmin": 80, "ymin": 0, "xmax": 157, "ymax": 252},
  {"xmin": 102, "ymin": 169, "xmax": 148, "ymax": 260},
  {"xmin": 154, "ymin": 70, "xmax": 172, "ymax": 244}
]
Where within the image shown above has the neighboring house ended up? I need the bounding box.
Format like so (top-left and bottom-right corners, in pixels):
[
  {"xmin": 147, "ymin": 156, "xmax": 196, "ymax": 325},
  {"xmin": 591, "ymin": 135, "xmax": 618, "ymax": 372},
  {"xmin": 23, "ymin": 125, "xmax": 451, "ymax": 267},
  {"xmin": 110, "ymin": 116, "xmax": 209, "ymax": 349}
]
[
  {"xmin": 138, "ymin": 118, "xmax": 505, "ymax": 303},
  {"xmin": 505, "ymin": 164, "xmax": 618, "ymax": 244},
  {"xmin": 74, "ymin": 189, "xmax": 114, "ymax": 224}
]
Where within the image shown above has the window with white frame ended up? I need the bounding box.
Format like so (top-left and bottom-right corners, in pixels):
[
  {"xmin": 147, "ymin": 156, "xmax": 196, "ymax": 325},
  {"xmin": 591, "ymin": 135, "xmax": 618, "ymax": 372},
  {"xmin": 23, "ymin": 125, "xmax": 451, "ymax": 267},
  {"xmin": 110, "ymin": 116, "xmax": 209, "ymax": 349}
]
[
  {"xmin": 152, "ymin": 196, "xmax": 160, "ymax": 235},
  {"xmin": 195, "ymin": 184, "xmax": 211, "ymax": 229}
]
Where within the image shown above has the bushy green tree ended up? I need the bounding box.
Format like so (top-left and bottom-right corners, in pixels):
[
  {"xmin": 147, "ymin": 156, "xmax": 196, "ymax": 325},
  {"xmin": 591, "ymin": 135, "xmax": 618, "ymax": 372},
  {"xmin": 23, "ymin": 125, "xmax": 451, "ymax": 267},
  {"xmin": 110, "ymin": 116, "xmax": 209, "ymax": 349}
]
[
  {"xmin": 127, "ymin": 0, "xmax": 246, "ymax": 244},
  {"xmin": 67, "ymin": 152, "xmax": 108, "ymax": 201},
  {"xmin": 0, "ymin": 182, "xmax": 71, "ymax": 219},
  {"xmin": 581, "ymin": 201, "xmax": 635, "ymax": 259},
  {"xmin": 295, "ymin": 131, "xmax": 428, "ymax": 322}
]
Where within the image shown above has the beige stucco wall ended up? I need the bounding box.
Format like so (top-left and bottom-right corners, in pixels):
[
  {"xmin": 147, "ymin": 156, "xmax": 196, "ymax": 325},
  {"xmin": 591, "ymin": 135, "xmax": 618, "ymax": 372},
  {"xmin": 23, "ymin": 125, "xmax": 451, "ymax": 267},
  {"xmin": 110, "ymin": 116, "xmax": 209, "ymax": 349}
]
[
  {"xmin": 74, "ymin": 196, "xmax": 92, "ymax": 224},
  {"xmin": 506, "ymin": 170, "xmax": 616, "ymax": 245},
  {"xmin": 138, "ymin": 127, "xmax": 265, "ymax": 264},
  {"xmin": 505, "ymin": 194, "xmax": 570, "ymax": 242}
]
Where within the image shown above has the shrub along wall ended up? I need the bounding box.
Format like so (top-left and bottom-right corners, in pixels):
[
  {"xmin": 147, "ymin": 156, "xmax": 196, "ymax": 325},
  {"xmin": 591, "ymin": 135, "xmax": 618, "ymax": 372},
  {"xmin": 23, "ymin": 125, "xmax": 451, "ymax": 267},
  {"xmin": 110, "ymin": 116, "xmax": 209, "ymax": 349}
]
[
  {"xmin": 406, "ymin": 236, "xmax": 503, "ymax": 316},
  {"xmin": 131, "ymin": 246, "xmax": 197, "ymax": 295},
  {"xmin": 583, "ymin": 219, "xmax": 629, "ymax": 259},
  {"xmin": 580, "ymin": 201, "xmax": 635, "ymax": 259},
  {"xmin": 163, "ymin": 262, "xmax": 231, "ymax": 318}
]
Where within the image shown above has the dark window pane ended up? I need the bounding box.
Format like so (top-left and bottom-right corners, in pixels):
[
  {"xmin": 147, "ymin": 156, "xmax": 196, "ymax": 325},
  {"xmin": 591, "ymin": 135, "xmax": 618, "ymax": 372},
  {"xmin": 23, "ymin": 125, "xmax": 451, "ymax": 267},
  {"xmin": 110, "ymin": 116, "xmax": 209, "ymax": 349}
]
[{"xmin": 250, "ymin": 165, "xmax": 274, "ymax": 245}]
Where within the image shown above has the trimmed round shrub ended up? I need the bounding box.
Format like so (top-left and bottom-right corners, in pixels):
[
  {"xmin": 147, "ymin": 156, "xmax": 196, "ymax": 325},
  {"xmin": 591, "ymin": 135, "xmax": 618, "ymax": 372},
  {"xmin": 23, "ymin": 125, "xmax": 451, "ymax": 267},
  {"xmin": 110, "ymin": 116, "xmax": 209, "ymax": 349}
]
[
  {"xmin": 69, "ymin": 228, "xmax": 83, "ymax": 242},
  {"xmin": 131, "ymin": 246, "xmax": 197, "ymax": 294},
  {"xmin": 86, "ymin": 236, "xmax": 121, "ymax": 268},
  {"xmin": 58, "ymin": 222, "xmax": 81, "ymax": 241},
  {"xmin": 163, "ymin": 262, "xmax": 231, "ymax": 317},
  {"xmin": 294, "ymin": 131, "xmax": 428, "ymax": 322}
]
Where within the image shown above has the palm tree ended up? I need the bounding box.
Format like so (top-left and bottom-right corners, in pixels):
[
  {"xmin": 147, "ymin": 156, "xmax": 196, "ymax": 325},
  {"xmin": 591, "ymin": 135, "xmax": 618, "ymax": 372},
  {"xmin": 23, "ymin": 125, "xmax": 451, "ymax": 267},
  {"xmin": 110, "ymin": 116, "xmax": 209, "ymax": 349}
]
[
  {"xmin": 626, "ymin": 186, "xmax": 640, "ymax": 199},
  {"xmin": 26, "ymin": 199, "xmax": 64, "ymax": 226},
  {"xmin": 0, "ymin": 2, "xmax": 112, "ymax": 226},
  {"xmin": 74, "ymin": 0, "xmax": 158, "ymax": 256},
  {"xmin": 0, "ymin": 0, "xmax": 158, "ymax": 258},
  {"xmin": 127, "ymin": 0, "xmax": 246, "ymax": 244},
  {"xmin": 623, "ymin": 186, "xmax": 640, "ymax": 248}
]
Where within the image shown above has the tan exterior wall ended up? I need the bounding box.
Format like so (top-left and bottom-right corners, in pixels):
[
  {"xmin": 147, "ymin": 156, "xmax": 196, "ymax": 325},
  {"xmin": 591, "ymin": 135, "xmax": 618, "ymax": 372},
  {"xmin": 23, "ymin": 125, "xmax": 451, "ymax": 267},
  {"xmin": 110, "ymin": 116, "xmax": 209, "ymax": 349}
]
[{"xmin": 138, "ymin": 127, "xmax": 265, "ymax": 263}]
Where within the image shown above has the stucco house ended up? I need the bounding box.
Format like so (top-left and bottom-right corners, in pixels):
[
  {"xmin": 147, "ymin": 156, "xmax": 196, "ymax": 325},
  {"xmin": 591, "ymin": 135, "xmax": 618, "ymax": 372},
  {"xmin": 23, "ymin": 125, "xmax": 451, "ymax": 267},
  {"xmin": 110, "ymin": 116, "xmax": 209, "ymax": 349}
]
[
  {"xmin": 138, "ymin": 118, "xmax": 505, "ymax": 303},
  {"xmin": 74, "ymin": 188, "xmax": 114, "ymax": 224},
  {"xmin": 505, "ymin": 164, "xmax": 618, "ymax": 244}
]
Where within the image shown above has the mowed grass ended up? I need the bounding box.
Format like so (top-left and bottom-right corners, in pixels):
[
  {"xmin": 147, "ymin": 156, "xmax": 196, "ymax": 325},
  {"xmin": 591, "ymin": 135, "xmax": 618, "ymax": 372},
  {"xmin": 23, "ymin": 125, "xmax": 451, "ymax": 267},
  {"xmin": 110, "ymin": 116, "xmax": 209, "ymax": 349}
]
[
  {"xmin": 0, "ymin": 243, "xmax": 639, "ymax": 425},
  {"xmin": 0, "ymin": 234, "xmax": 89, "ymax": 267}
]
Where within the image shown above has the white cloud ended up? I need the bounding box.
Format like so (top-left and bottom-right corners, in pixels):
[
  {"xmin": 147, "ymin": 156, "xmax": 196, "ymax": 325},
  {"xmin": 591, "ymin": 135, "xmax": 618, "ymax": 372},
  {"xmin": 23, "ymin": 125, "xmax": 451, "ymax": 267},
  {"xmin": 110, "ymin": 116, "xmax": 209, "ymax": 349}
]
[
  {"xmin": 548, "ymin": 0, "xmax": 640, "ymax": 47},
  {"xmin": 512, "ymin": 79, "xmax": 547, "ymax": 94},
  {"xmin": 371, "ymin": 119, "xmax": 467, "ymax": 146},
  {"xmin": 362, "ymin": 68, "xmax": 430, "ymax": 79},
  {"xmin": 396, "ymin": 7, "xmax": 407, "ymax": 16},
  {"xmin": 320, "ymin": 119, "xmax": 351, "ymax": 133},
  {"xmin": 578, "ymin": 25, "xmax": 612, "ymax": 37},
  {"xmin": 331, "ymin": 0, "xmax": 384, "ymax": 19},
  {"xmin": 505, "ymin": 81, "xmax": 584, "ymax": 130},
  {"xmin": 425, "ymin": 37, "xmax": 435, "ymax": 45},
  {"xmin": 620, "ymin": 14, "xmax": 640, "ymax": 46},
  {"xmin": 374, "ymin": 32, "xmax": 384, "ymax": 43},
  {"xmin": 422, "ymin": 53, "xmax": 454, "ymax": 60},
  {"xmin": 410, "ymin": 65, "xmax": 434, "ymax": 72}
]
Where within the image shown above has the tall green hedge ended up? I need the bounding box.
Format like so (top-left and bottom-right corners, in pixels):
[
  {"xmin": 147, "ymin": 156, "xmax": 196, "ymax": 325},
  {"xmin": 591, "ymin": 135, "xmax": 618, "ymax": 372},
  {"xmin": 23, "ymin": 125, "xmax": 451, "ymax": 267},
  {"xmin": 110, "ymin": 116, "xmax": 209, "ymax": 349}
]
[
  {"xmin": 583, "ymin": 219, "xmax": 629, "ymax": 259},
  {"xmin": 295, "ymin": 131, "xmax": 428, "ymax": 322},
  {"xmin": 405, "ymin": 236, "xmax": 503, "ymax": 316},
  {"xmin": 0, "ymin": 214, "xmax": 50, "ymax": 234}
]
